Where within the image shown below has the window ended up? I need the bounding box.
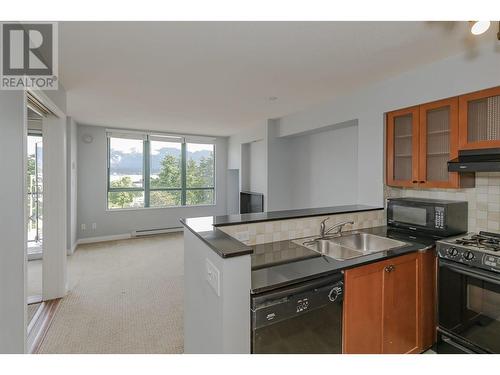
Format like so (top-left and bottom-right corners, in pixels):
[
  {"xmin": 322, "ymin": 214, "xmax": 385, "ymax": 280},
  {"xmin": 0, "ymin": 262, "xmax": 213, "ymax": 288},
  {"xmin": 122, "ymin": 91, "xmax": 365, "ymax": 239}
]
[
  {"xmin": 107, "ymin": 133, "xmax": 215, "ymax": 209},
  {"xmin": 186, "ymin": 143, "xmax": 215, "ymax": 206},
  {"xmin": 108, "ymin": 137, "xmax": 145, "ymax": 209},
  {"xmin": 149, "ymin": 140, "xmax": 182, "ymax": 207}
]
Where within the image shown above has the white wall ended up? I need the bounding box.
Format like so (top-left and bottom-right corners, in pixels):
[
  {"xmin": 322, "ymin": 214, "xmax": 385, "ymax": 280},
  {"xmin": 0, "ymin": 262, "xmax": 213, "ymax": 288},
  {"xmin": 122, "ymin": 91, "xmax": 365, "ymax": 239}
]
[
  {"xmin": 266, "ymin": 119, "xmax": 293, "ymax": 211},
  {"xmin": 184, "ymin": 229, "xmax": 251, "ymax": 353},
  {"xmin": 266, "ymin": 120, "xmax": 358, "ymax": 211},
  {"xmin": 228, "ymin": 121, "xmax": 268, "ymax": 210},
  {"xmin": 277, "ymin": 43, "xmax": 500, "ymax": 206},
  {"xmin": 248, "ymin": 139, "xmax": 266, "ymax": 194},
  {"xmin": 288, "ymin": 121, "xmax": 358, "ymax": 209},
  {"xmin": 240, "ymin": 143, "xmax": 250, "ymax": 191},
  {"xmin": 226, "ymin": 169, "xmax": 239, "ymax": 215},
  {"xmin": 0, "ymin": 91, "xmax": 27, "ymax": 353},
  {"xmin": 227, "ymin": 122, "xmax": 267, "ymax": 170},
  {"xmin": 77, "ymin": 124, "xmax": 229, "ymax": 239}
]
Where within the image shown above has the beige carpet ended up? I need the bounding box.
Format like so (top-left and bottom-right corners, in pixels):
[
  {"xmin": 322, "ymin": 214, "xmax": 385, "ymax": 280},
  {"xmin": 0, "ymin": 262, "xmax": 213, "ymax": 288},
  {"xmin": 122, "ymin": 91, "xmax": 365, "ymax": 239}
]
[{"xmin": 38, "ymin": 233, "xmax": 184, "ymax": 354}]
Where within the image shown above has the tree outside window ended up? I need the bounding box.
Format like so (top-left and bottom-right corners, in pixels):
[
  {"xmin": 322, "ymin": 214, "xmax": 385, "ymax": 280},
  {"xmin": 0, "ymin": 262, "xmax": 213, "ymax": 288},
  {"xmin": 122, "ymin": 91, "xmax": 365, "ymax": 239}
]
[{"xmin": 107, "ymin": 135, "xmax": 215, "ymax": 209}]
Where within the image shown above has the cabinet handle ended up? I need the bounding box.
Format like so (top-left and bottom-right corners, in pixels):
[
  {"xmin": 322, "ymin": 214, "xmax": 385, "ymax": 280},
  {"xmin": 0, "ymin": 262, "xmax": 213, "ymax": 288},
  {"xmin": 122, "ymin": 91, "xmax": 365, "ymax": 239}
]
[
  {"xmin": 384, "ymin": 265, "xmax": 395, "ymax": 273},
  {"xmin": 420, "ymin": 181, "xmax": 426, "ymax": 183},
  {"xmin": 412, "ymin": 180, "xmax": 418, "ymax": 184}
]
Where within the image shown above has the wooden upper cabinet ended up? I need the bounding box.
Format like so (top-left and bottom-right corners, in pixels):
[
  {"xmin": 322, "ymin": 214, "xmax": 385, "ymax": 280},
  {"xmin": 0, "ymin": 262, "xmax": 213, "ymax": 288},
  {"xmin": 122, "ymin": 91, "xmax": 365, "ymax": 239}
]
[
  {"xmin": 387, "ymin": 97, "xmax": 474, "ymax": 189},
  {"xmin": 459, "ymin": 86, "xmax": 500, "ymax": 150},
  {"xmin": 419, "ymin": 97, "xmax": 461, "ymax": 188},
  {"xmin": 386, "ymin": 106, "xmax": 420, "ymax": 187}
]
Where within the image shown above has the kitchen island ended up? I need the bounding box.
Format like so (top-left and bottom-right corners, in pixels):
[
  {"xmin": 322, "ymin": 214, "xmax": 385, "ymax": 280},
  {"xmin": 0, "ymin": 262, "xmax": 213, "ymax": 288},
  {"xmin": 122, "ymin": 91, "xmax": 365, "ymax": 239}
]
[{"xmin": 181, "ymin": 205, "xmax": 434, "ymax": 354}]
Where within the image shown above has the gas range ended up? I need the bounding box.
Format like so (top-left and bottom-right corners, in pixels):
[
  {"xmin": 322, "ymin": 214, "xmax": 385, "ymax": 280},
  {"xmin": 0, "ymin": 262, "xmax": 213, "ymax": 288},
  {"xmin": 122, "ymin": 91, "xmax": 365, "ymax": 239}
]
[{"xmin": 436, "ymin": 231, "xmax": 500, "ymax": 273}]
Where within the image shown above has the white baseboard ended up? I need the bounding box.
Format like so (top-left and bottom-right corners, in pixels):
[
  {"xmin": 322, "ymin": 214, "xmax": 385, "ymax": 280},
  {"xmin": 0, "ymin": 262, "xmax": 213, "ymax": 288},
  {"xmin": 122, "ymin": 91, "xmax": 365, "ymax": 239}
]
[
  {"xmin": 76, "ymin": 228, "xmax": 183, "ymax": 246},
  {"xmin": 76, "ymin": 233, "xmax": 131, "ymax": 245},
  {"xmin": 67, "ymin": 242, "xmax": 78, "ymax": 255},
  {"xmin": 132, "ymin": 227, "xmax": 183, "ymax": 237}
]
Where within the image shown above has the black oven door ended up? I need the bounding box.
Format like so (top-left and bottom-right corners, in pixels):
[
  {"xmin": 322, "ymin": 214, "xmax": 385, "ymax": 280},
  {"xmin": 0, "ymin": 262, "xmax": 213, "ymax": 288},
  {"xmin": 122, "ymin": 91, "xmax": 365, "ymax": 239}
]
[{"xmin": 438, "ymin": 259, "xmax": 500, "ymax": 353}]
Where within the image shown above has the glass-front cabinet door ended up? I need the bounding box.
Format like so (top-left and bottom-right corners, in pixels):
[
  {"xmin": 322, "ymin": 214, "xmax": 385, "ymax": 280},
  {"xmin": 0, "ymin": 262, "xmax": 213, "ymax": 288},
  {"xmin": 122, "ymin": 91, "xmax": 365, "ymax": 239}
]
[
  {"xmin": 459, "ymin": 86, "xmax": 500, "ymax": 150},
  {"xmin": 386, "ymin": 106, "xmax": 420, "ymax": 187},
  {"xmin": 418, "ymin": 97, "xmax": 459, "ymax": 188}
]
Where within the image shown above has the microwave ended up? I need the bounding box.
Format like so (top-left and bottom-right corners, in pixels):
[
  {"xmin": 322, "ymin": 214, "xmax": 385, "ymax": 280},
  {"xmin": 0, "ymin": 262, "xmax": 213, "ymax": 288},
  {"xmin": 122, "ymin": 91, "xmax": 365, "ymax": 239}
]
[{"xmin": 387, "ymin": 198, "xmax": 468, "ymax": 237}]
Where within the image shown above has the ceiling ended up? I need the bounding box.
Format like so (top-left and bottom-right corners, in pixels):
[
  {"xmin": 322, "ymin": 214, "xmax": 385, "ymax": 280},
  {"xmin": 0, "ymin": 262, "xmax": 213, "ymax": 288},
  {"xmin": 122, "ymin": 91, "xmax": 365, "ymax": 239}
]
[{"xmin": 59, "ymin": 21, "xmax": 498, "ymax": 136}]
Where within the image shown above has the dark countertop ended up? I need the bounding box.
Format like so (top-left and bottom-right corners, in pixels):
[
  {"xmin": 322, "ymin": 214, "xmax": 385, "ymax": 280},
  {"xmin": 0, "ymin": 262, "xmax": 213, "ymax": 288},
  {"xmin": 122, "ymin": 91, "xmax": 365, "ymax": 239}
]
[
  {"xmin": 180, "ymin": 204, "xmax": 383, "ymax": 258},
  {"xmin": 251, "ymin": 240, "xmax": 319, "ymax": 270},
  {"xmin": 250, "ymin": 226, "xmax": 436, "ymax": 294},
  {"xmin": 180, "ymin": 216, "xmax": 253, "ymax": 258},
  {"xmin": 212, "ymin": 204, "xmax": 383, "ymax": 227}
]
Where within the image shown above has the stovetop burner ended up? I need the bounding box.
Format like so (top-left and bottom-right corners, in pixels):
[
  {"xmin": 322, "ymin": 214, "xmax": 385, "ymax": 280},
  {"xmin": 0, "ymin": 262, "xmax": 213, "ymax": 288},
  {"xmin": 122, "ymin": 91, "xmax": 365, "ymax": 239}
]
[{"xmin": 453, "ymin": 231, "xmax": 500, "ymax": 252}]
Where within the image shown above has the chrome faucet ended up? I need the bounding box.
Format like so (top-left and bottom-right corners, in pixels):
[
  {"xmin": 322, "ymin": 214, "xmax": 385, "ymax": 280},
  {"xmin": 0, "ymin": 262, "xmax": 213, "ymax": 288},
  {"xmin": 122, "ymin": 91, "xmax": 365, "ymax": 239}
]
[{"xmin": 320, "ymin": 218, "xmax": 354, "ymax": 238}]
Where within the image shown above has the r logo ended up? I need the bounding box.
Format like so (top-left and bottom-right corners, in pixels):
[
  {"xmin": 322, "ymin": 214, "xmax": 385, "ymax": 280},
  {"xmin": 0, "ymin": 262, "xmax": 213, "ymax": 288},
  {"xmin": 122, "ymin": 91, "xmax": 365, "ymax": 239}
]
[
  {"xmin": 2, "ymin": 23, "xmax": 53, "ymax": 75},
  {"xmin": 0, "ymin": 22, "xmax": 58, "ymax": 89}
]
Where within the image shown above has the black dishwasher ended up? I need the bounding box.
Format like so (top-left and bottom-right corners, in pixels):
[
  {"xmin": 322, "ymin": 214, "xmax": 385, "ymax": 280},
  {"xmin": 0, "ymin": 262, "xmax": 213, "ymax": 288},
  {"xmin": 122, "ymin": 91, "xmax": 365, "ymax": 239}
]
[{"xmin": 251, "ymin": 273, "xmax": 343, "ymax": 354}]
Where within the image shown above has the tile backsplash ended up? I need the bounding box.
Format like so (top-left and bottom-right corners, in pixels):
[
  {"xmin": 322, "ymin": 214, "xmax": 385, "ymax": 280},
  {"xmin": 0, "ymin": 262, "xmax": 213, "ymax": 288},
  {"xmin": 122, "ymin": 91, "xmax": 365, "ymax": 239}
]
[
  {"xmin": 219, "ymin": 210, "xmax": 385, "ymax": 246},
  {"xmin": 385, "ymin": 172, "xmax": 500, "ymax": 233},
  {"xmin": 220, "ymin": 172, "xmax": 500, "ymax": 246}
]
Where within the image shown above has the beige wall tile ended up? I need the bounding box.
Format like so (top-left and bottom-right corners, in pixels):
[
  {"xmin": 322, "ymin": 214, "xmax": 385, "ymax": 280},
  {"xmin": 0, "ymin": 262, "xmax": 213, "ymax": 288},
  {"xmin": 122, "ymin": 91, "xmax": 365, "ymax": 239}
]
[{"xmin": 385, "ymin": 172, "xmax": 500, "ymax": 233}]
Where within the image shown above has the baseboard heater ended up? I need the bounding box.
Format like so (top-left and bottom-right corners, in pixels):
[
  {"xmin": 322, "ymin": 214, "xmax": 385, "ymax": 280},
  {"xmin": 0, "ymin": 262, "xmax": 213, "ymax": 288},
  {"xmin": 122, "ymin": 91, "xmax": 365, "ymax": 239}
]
[{"xmin": 131, "ymin": 227, "xmax": 183, "ymax": 237}]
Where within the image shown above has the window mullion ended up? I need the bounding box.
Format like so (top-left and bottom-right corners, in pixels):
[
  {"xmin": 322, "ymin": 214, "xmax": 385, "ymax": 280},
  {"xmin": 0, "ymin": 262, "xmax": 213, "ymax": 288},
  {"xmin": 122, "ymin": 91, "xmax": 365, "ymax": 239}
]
[
  {"xmin": 181, "ymin": 142, "xmax": 187, "ymax": 205},
  {"xmin": 144, "ymin": 139, "xmax": 150, "ymax": 207}
]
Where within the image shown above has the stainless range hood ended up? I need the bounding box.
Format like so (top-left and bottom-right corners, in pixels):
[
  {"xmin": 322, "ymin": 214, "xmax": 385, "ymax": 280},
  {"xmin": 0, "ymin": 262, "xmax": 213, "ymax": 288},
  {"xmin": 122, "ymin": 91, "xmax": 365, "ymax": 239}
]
[{"xmin": 448, "ymin": 148, "xmax": 500, "ymax": 172}]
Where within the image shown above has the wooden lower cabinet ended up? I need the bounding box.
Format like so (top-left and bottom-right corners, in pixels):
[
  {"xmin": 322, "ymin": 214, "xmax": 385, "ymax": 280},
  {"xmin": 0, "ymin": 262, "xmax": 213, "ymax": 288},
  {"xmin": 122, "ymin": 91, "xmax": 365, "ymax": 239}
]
[{"xmin": 342, "ymin": 250, "xmax": 436, "ymax": 354}]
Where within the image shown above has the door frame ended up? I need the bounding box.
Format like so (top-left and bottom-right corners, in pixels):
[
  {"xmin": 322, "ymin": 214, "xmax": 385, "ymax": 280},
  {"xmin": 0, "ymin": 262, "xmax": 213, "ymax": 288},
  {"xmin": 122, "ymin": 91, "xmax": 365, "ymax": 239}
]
[{"xmin": 25, "ymin": 90, "xmax": 67, "ymax": 308}]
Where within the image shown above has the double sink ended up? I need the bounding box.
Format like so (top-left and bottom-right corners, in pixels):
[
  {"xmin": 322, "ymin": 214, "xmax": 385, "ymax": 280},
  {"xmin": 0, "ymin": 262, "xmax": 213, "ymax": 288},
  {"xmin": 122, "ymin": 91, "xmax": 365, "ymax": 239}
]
[{"xmin": 293, "ymin": 232, "xmax": 407, "ymax": 261}]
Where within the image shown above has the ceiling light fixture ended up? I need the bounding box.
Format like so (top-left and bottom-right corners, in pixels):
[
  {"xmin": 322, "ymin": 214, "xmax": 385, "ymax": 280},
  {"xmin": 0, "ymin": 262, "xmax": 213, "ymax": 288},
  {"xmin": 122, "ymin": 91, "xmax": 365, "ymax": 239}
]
[{"xmin": 469, "ymin": 21, "xmax": 491, "ymax": 35}]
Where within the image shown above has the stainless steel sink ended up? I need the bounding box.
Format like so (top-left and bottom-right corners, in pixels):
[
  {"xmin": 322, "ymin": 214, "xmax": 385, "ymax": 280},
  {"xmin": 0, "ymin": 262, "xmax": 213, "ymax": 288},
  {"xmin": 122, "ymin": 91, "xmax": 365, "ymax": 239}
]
[
  {"xmin": 329, "ymin": 232, "xmax": 407, "ymax": 253},
  {"xmin": 292, "ymin": 232, "xmax": 407, "ymax": 261},
  {"xmin": 303, "ymin": 239, "xmax": 365, "ymax": 260}
]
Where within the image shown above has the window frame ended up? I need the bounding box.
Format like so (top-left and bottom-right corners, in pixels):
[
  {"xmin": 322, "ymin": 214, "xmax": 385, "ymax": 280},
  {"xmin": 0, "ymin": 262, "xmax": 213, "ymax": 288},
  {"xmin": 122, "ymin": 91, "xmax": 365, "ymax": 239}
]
[{"xmin": 106, "ymin": 134, "xmax": 216, "ymax": 210}]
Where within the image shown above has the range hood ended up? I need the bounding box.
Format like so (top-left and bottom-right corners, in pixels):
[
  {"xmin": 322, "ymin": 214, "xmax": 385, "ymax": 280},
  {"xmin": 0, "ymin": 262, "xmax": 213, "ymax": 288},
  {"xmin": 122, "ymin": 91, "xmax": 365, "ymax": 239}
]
[{"xmin": 448, "ymin": 148, "xmax": 500, "ymax": 172}]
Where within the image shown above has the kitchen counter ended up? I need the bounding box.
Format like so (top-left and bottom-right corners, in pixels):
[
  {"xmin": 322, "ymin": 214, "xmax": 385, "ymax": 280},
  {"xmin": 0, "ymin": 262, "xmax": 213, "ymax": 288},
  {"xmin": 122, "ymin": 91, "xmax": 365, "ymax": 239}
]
[
  {"xmin": 250, "ymin": 226, "xmax": 435, "ymax": 294},
  {"xmin": 180, "ymin": 204, "xmax": 383, "ymax": 258}
]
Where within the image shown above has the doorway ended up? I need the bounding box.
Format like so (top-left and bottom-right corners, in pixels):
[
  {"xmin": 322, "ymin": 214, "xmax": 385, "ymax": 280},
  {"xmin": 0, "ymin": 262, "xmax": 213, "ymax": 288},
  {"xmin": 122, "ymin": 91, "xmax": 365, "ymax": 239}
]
[{"xmin": 27, "ymin": 108, "xmax": 44, "ymax": 305}]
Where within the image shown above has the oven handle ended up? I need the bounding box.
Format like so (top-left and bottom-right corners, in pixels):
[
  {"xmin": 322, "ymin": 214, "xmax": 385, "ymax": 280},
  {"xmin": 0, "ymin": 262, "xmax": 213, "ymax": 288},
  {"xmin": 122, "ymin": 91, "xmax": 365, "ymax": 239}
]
[{"xmin": 440, "ymin": 259, "xmax": 500, "ymax": 286}]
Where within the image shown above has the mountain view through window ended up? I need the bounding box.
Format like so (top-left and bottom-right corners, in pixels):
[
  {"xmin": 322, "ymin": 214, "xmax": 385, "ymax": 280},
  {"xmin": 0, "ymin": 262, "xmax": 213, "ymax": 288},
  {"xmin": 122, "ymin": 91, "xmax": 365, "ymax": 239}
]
[{"xmin": 107, "ymin": 135, "xmax": 215, "ymax": 209}]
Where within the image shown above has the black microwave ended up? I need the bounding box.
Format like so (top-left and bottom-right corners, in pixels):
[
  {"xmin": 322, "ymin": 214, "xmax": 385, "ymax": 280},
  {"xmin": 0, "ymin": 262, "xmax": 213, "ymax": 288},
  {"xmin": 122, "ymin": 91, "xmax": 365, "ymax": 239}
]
[{"xmin": 387, "ymin": 198, "xmax": 468, "ymax": 237}]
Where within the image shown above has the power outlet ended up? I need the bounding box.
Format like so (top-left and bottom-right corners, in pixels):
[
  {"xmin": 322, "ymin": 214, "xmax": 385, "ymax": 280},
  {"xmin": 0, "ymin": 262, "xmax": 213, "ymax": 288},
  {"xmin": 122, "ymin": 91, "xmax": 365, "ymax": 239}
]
[
  {"xmin": 81, "ymin": 223, "xmax": 86, "ymax": 232},
  {"xmin": 205, "ymin": 259, "xmax": 220, "ymax": 296},
  {"xmin": 92, "ymin": 223, "xmax": 97, "ymax": 231}
]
